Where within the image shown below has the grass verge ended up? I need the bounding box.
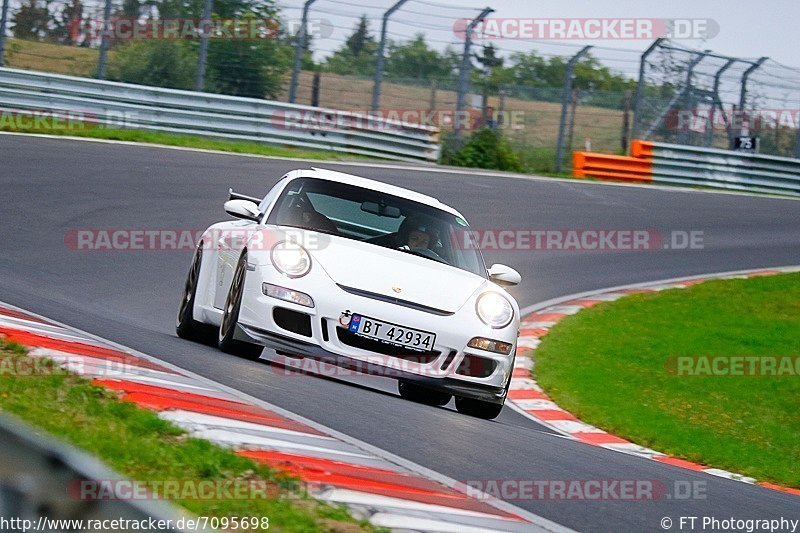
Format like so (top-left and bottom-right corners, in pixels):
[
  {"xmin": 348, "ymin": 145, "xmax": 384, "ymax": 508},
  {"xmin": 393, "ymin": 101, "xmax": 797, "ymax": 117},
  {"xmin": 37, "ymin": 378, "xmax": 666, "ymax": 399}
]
[
  {"xmin": 534, "ymin": 273, "xmax": 800, "ymax": 487},
  {"xmin": 0, "ymin": 340, "xmax": 372, "ymax": 532},
  {"xmin": 0, "ymin": 126, "xmax": 373, "ymax": 162}
]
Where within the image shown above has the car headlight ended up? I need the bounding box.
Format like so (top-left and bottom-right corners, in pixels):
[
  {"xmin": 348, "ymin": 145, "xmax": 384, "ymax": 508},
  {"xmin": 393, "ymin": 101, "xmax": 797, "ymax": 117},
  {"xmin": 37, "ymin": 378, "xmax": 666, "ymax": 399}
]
[
  {"xmin": 270, "ymin": 241, "xmax": 311, "ymax": 278},
  {"xmin": 475, "ymin": 292, "xmax": 514, "ymax": 328}
]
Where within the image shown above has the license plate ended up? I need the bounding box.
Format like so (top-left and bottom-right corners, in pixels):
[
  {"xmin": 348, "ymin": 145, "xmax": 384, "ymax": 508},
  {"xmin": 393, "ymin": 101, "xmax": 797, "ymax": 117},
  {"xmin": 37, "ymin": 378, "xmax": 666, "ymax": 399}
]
[{"xmin": 348, "ymin": 314, "xmax": 436, "ymax": 352}]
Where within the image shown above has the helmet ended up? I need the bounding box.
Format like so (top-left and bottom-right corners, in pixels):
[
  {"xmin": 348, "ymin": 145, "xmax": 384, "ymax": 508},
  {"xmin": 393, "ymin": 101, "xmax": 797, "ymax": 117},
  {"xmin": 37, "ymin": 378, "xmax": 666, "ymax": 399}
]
[{"xmin": 398, "ymin": 214, "xmax": 439, "ymax": 247}]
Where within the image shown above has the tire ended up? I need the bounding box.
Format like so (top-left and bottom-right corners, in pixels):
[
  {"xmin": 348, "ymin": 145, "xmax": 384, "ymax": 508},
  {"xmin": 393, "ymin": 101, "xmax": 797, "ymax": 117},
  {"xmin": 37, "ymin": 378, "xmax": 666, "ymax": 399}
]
[
  {"xmin": 218, "ymin": 251, "xmax": 263, "ymax": 359},
  {"xmin": 176, "ymin": 245, "xmax": 209, "ymax": 341},
  {"xmin": 454, "ymin": 396, "xmax": 504, "ymax": 420},
  {"xmin": 397, "ymin": 380, "xmax": 452, "ymax": 407}
]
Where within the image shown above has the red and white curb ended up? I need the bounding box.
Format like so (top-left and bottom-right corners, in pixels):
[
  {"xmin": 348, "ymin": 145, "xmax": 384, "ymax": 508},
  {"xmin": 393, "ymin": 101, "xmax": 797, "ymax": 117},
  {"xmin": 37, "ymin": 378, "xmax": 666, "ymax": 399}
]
[
  {"xmin": 507, "ymin": 265, "xmax": 800, "ymax": 498},
  {"xmin": 0, "ymin": 303, "xmax": 570, "ymax": 533}
]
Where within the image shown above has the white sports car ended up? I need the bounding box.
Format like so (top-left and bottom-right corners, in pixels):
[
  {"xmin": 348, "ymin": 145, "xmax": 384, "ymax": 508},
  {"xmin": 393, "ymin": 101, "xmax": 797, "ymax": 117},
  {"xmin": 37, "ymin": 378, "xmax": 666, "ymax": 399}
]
[{"xmin": 176, "ymin": 168, "xmax": 522, "ymax": 419}]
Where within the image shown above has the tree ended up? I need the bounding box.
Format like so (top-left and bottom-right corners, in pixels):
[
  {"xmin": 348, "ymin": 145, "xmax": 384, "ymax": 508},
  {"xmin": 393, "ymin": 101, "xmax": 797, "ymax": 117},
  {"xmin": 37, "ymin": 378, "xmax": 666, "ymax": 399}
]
[
  {"xmin": 11, "ymin": 0, "xmax": 50, "ymax": 40},
  {"xmin": 120, "ymin": 0, "xmax": 141, "ymax": 18},
  {"xmin": 108, "ymin": 40, "xmax": 197, "ymax": 89},
  {"xmin": 323, "ymin": 14, "xmax": 377, "ymax": 76},
  {"xmin": 203, "ymin": 9, "xmax": 292, "ymax": 98},
  {"xmin": 157, "ymin": 0, "xmax": 275, "ymax": 19},
  {"xmin": 206, "ymin": 25, "xmax": 292, "ymax": 98},
  {"xmin": 345, "ymin": 14, "xmax": 373, "ymax": 58},
  {"xmin": 50, "ymin": 0, "xmax": 83, "ymax": 44},
  {"xmin": 384, "ymin": 33, "xmax": 455, "ymax": 81},
  {"xmin": 473, "ymin": 43, "xmax": 511, "ymax": 95}
]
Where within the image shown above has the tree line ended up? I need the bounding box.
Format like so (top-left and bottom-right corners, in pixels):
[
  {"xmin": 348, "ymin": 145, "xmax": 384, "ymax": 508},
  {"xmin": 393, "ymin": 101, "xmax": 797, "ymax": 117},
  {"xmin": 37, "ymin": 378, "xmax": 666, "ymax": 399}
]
[{"xmin": 9, "ymin": 3, "xmax": 635, "ymax": 102}]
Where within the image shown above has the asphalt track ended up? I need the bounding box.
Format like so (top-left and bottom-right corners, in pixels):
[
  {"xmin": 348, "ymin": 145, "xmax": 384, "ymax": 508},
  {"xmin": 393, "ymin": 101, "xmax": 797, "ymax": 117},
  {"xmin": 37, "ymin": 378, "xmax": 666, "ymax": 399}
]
[{"xmin": 1, "ymin": 134, "xmax": 799, "ymax": 531}]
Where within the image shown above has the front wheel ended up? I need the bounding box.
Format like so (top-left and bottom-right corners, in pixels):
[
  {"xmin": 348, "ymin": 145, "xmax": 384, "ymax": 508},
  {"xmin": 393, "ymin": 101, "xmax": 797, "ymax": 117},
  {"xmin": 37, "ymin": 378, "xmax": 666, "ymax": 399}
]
[
  {"xmin": 176, "ymin": 245, "xmax": 210, "ymax": 341},
  {"xmin": 218, "ymin": 251, "xmax": 263, "ymax": 359},
  {"xmin": 398, "ymin": 381, "xmax": 452, "ymax": 407},
  {"xmin": 454, "ymin": 396, "xmax": 504, "ymax": 420}
]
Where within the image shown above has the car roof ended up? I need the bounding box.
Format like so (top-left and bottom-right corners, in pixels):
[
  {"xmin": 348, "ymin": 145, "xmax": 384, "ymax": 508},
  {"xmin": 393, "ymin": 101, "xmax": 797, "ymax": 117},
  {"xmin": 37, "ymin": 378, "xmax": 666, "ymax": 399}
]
[{"xmin": 295, "ymin": 167, "xmax": 464, "ymax": 218}]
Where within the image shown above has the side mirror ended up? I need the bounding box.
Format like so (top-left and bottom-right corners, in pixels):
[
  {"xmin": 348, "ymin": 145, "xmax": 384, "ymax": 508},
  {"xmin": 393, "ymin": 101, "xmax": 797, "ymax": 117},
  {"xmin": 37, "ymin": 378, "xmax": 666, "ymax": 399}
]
[
  {"xmin": 488, "ymin": 264, "xmax": 521, "ymax": 287},
  {"xmin": 224, "ymin": 199, "xmax": 261, "ymax": 222}
]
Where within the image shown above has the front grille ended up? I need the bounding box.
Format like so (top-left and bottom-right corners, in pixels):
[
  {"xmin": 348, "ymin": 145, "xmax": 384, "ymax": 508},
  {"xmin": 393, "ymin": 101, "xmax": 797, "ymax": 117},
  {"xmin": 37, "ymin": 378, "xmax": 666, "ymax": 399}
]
[
  {"xmin": 336, "ymin": 327, "xmax": 440, "ymax": 363},
  {"xmin": 456, "ymin": 355, "xmax": 497, "ymax": 378}
]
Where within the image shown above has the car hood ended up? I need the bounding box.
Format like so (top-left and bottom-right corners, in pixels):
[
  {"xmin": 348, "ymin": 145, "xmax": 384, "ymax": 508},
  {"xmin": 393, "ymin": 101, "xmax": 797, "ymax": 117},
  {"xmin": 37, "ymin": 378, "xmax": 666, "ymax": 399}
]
[{"xmin": 310, "ymin": 236, "xmax": 486, "ymax": 314}]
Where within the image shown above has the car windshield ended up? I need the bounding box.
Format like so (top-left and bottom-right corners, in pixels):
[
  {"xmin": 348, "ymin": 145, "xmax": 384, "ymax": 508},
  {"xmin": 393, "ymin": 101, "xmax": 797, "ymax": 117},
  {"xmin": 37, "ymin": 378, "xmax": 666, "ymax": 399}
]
[{"xmin": 266, "ymin": 177, "xmax": 487, "ymax": 278}]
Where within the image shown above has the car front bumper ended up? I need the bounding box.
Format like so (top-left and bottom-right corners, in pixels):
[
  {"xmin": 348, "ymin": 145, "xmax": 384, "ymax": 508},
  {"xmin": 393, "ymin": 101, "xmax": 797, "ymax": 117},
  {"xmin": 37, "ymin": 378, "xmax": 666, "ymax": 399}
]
[
  {"xmin": 236, "ymin": 262, "xmax": 518, "ymax": 404},
  {"xmin": 237, "ymin": 324, "xmax": 511, "ymax": 404}
]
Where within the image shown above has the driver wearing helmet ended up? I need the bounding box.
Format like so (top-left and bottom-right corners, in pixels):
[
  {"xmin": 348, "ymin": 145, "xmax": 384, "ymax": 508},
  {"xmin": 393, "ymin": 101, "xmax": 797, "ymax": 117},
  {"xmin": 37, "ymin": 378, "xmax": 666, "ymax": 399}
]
[{"xmin": 398, "ymin": 215, "xmax": 437, "ymax": 250}]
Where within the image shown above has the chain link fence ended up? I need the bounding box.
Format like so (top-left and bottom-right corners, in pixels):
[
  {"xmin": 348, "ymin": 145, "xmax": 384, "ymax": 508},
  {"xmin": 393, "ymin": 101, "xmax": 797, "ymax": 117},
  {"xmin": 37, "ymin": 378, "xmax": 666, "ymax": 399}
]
[{"xmin": 1, "ymin": 0, "xmax": 798, "ymax": 172}]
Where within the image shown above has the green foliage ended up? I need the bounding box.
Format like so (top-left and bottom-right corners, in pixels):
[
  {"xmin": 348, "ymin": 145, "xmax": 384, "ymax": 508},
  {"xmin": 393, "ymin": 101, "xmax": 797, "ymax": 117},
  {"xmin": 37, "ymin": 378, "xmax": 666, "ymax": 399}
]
[
  {"xmin": 493, "ymin": 50, "xmax": 636, "ymax": 108},
  {"xmin": 157, "ymin": 0, "xmax": 275, "ymax": 19},
  {"xmin": 108, "ymin": 40, "xmax": 197, "ymax": 89},
  {"xmin": 385, "ymin": 33, "xmax": 456, "ymax": 81},
  {"xmin": 120, "ymin": 0, "xmax": 141, "ymax": 18},
  {"xmin": 10, "ymin": 0, "xmax": 50, "ymax": 40},
  {"xmin": 443, "ymin": 128, "xmax": 523, "ymax": 172},
  {"xmin": 49, "ymin": 0, "xmax": 83, "ymax": 45},
  {"xmin": 535, "ymin": 273, "xmax": 800, "ymax": 487},
  {"xmin": 0, "ymin": 343, "xmax": 374, "ymax": 530},
  {"xmin": 323, "ymin": 14, "xmax": 377, "ymax": 76},
  {"xmin": 205, "ymin": 34, "xmax": 292, "ymax": 98}
]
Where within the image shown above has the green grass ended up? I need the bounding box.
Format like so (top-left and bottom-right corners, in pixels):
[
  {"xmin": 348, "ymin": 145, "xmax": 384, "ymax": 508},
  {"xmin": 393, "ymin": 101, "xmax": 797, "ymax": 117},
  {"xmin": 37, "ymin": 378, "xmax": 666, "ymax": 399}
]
[
  {"xmin": 0, "ymin": 341, "xmax": 372, "ymax": 532},
  {"xmin": 534, "ymin": 273, "xmax": 800, "ymax": 487},
  {"xmin": 0, "ymin": 125, "xmax": 374, "ymax": 162}
]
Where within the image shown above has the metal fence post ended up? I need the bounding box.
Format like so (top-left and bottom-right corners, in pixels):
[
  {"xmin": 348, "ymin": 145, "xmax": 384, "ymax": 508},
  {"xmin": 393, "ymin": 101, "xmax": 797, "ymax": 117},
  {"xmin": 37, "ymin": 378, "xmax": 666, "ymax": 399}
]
[
  {"xmin": 194, "ymin": 0, "xmax": 214, "ymax": 91},
  {"xmin": 454, "ymin": 7, "xmax": 493, "ymax": 145},
  {"xmin": 705, "ymin": 58, "xmax": 735, "ymax": 147},
  {"xmin": 794, "ymin": 128, "xmax": 800, "ymax": 159},
  {"xmin": 676, "ymin": 50, "xmax": 709, "ymax": 146},
  {"xmin": 737, "ymin": 56, "xmax": 767, "ymax": 138},
  {"xmin": 621, "ymin": 89, "xmax": 632, "ymax": 152},
  {"xmin": 554, "ymin": 45, "xmax": 590, "ymax": 173},
  {"xmin": 288, "ymin": 0, "xmax": 317, "ymax": 104},
  {"xmin": 96, "ymin": 0, "xmax": 113, "ymax": 79},
  {"xmin": 311, "ymin": 70, "xmax": 320, "ymax": 107},
  {"xmin": 371, "ymin": 0, "xmax": 408, "ymax": 113},
  {"xmin": 643, "ymin": 51, "xmax": 707, "ymax": 141},
  {"xmin": 631, "ymin": 38, "xmax": 664, "ymax": 142},
  {"xmin": 0, "ymin": 0, "xmax": 9, "ymax": 67}
]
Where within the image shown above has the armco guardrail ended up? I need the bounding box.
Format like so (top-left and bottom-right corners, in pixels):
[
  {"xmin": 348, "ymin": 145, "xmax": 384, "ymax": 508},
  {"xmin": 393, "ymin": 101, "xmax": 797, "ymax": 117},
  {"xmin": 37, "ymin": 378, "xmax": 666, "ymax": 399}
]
[
  {"xmin": 573, "ymin": 140, "xmax": 800, "ymax": 196},
  {"xmin": 572, "ymin": 152, "xmax": 652, "ymax": 183},
  {"xmin": 0, "ymin": 68, "xmax": 439, "ymax": 162},
  {"xmin": 0, "ymin": 414, "xmax": 201, "ymax": 531}
]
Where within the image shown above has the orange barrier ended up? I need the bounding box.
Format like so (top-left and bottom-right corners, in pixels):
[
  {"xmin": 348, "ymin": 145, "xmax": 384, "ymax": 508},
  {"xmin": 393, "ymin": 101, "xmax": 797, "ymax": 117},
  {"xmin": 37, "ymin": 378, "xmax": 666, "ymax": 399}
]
[
  {"xmin": 630, "ymin": 139, "xmax": 655, "ymax": 158},
  {"xmin": 572, "ymin": 150, "xmax": 653, "ymax": 183}
]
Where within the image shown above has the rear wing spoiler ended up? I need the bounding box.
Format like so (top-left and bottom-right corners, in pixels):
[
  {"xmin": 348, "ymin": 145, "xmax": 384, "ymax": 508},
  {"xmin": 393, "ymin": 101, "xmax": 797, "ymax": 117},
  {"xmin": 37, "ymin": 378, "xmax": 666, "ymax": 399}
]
[{"xmin": 228, "ymin": 188, "xmax": 261, "ymax": 204}]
